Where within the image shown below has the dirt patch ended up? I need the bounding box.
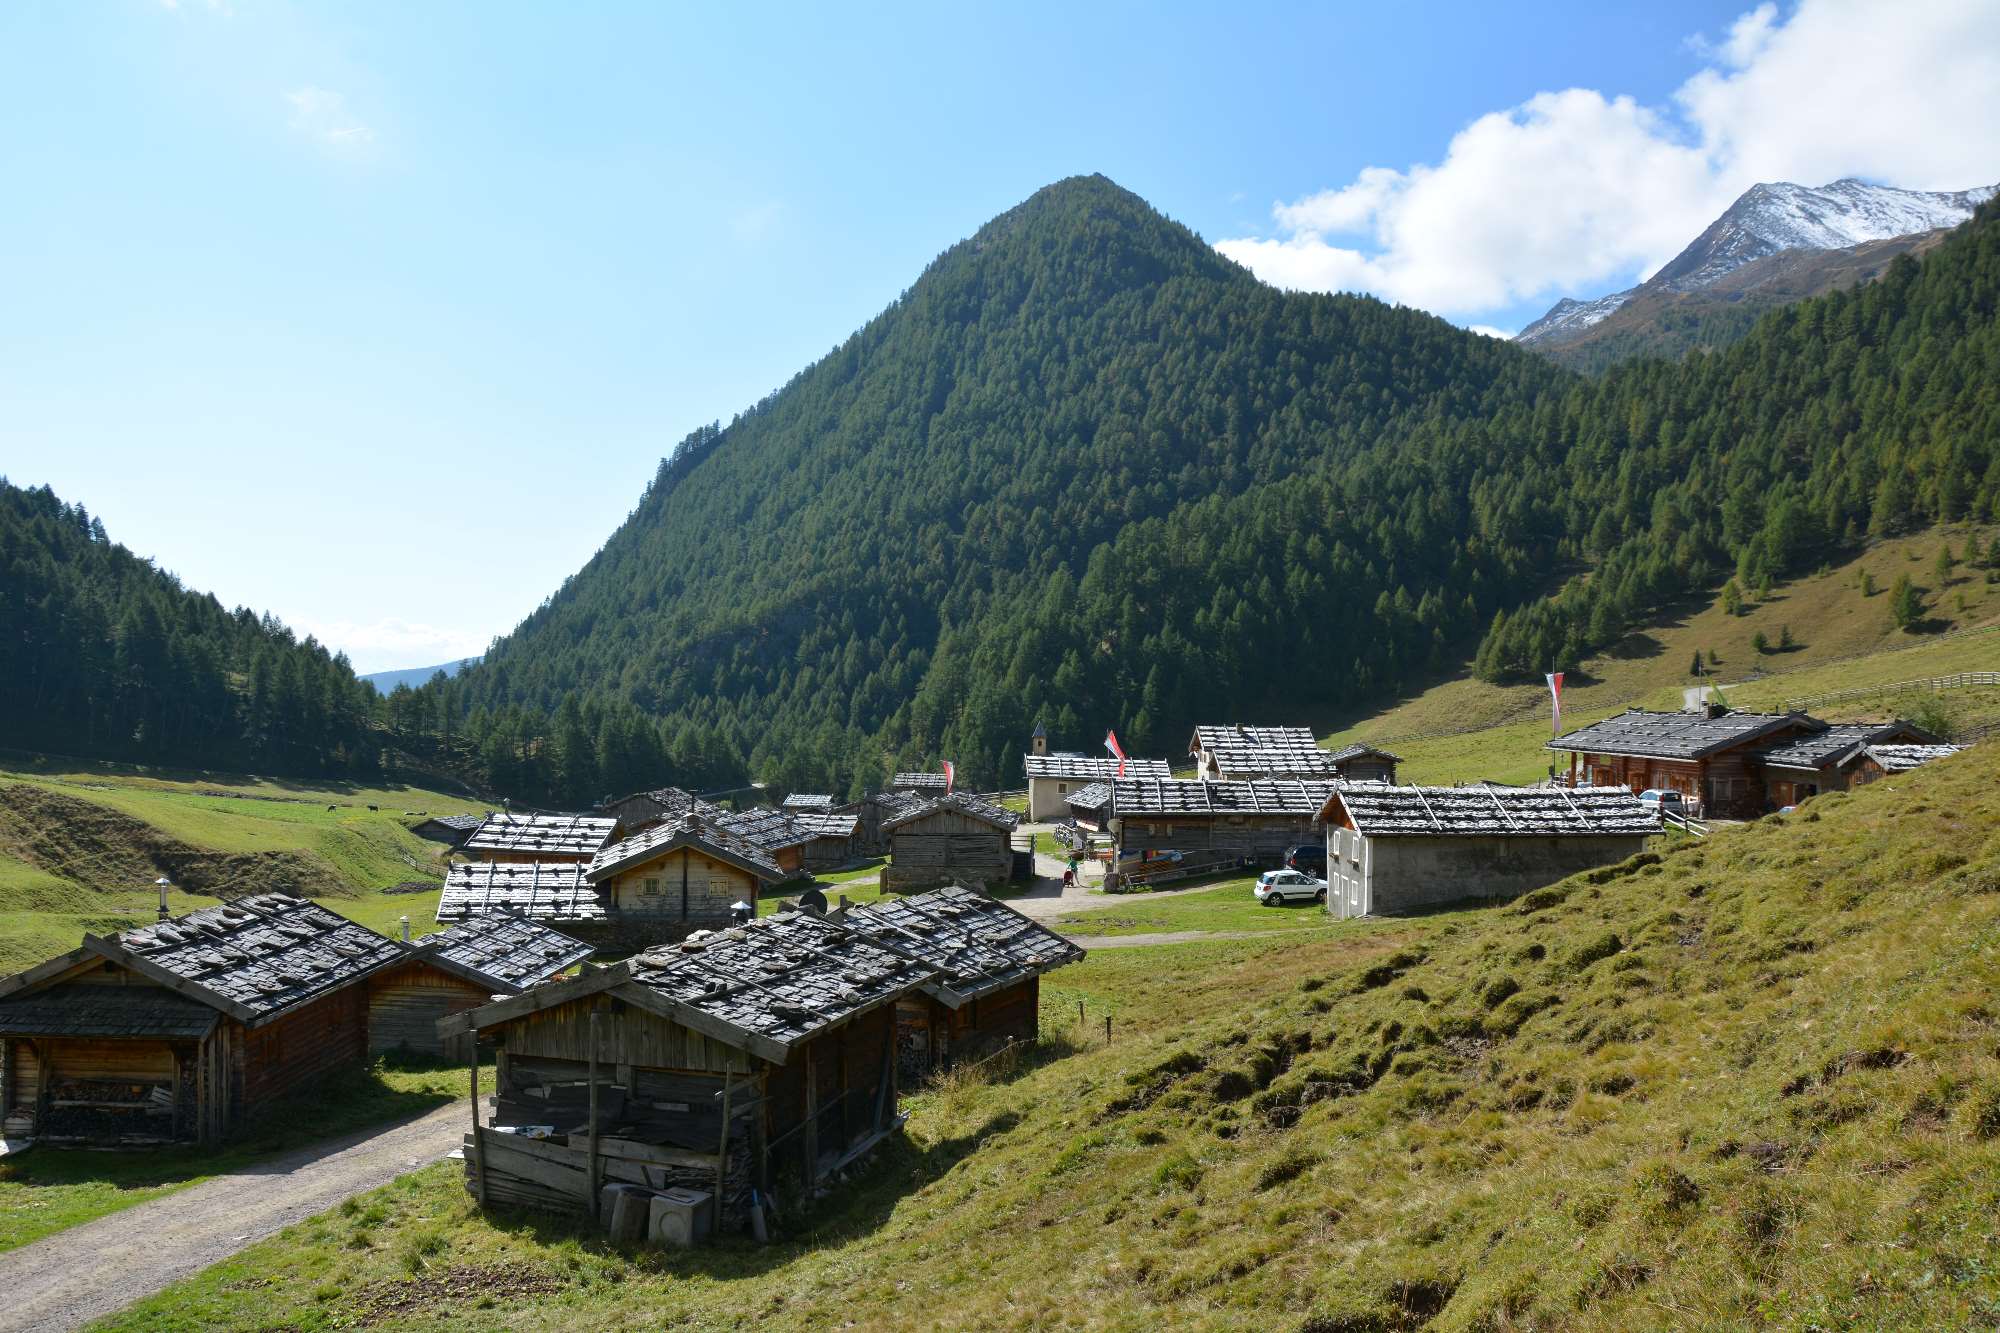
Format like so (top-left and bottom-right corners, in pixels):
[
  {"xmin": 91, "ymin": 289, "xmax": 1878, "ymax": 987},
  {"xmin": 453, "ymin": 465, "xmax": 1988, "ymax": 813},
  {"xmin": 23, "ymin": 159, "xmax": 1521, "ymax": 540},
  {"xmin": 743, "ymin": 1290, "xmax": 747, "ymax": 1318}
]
[
  {"xmin": 0, "ymin": 782, "xmax": 351, "ymax": 899},
  {"xmin": 355, "ymin": 1264, "xmax": 568, "ymax": 1325}
]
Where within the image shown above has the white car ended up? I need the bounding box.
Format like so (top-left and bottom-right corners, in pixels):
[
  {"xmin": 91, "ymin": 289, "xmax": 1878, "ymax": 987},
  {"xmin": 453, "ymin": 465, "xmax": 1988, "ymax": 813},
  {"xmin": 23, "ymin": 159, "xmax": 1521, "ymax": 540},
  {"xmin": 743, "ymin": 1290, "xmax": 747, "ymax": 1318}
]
[
  {"xmin": 1636, "ymin": 789, "xmax": 1688, "ymax": 817},
  {"xmin": 1255, "ymin": 869, "xmax": 1326, "ymax": 906}
]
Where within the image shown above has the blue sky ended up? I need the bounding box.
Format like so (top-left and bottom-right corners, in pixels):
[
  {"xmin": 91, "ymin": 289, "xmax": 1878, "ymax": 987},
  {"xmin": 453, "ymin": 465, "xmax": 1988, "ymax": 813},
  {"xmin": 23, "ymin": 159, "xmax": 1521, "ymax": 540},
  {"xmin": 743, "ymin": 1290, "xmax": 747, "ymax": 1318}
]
[{"xmin": 3, "ymin": 1, "xmax": 1995, "ymax": 673}]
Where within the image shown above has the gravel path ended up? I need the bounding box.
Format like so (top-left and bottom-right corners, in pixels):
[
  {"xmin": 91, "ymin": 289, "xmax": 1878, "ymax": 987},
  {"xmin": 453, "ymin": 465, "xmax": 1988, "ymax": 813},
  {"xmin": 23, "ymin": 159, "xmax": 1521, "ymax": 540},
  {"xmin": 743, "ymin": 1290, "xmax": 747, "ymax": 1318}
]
[
  {"xmin": 0, "ymin": 1099, "xmax": 468, "ymax": 1333},
  {"xmin": 1003, "ymin": 828, "xmax": 1204, "ymax": 923}
]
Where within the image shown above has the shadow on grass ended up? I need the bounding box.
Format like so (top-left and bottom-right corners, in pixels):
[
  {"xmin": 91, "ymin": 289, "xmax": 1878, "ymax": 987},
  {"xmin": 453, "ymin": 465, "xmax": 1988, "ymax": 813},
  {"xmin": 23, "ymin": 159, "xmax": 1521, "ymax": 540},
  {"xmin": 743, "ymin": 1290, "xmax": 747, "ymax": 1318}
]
[{"xmin": 0, "ymin": 1052, "xmax": 468, "ymax": 1196}]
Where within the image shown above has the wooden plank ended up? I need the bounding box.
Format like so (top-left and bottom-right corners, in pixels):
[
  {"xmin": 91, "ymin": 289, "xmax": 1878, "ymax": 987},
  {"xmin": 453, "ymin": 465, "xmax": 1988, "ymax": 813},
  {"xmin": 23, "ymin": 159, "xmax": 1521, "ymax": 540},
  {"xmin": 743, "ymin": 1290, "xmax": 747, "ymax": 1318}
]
[
  {"xmin": 587, "ymin": 1007, "xmax": 601, "ymax": 1222},
  {"xmin": 597, "ymin": 1136, "xmax": 720, "ymax": 1170}
]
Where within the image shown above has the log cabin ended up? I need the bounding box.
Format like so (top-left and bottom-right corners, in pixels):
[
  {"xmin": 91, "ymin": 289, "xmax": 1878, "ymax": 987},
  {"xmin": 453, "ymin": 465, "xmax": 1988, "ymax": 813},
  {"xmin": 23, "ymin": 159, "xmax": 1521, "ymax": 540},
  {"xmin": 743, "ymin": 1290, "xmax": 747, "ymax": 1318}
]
[
  {"xmin": 1023, "ymin": 752, "xmax": 1171, "ymax": 821},
  {"xmin": 602, "ymin": 787, "xmax": 716, "ymax": 832},
  {"xmin": 882, "ymin": 794, "xmax": 1020, "ymax": 892},
  {"xmin": 1325, "ymin": 743, "xmax": 1402, "ymax": 784},
  {"xmin": 460, "ymin": 812, "xmax": 619, "ymax": 864},
  {"xmin": 1320, "ymin": 784, "xmax": 1658, "ymax": 919},
  {"xmin": 1853, "ymin": 741, "xmax": 1964, "ymax": 783},
  {"xmin": 1107, "ymin": 777, "xmax": 1341, "ymax": 868},
  {"xmin": 579, "ymin": 817, "xmax": 785, "ymax": 950},
  {"xmin": 441, "ymin": 909, "xmax": 937, "ymax": 1233},
  {"xmin": 0, "ymin": 894, "xmax": 406, "ymax": 1146},
  {"xmin": 837, "ymin": 886, "xmax": 1082, "ymax": 1079},
  {"xmin": 1189, "ymin": 725, "xmax": 1339, "ymax": 781},
  {"xmin": 839, "ymin": 790, "xmax": 923, "ymax": 858},
  {"xmin": 369, "ymin": 915, "xmax": 594, "ymax": 1061},
  {"xmin": 1548, "ymin": 706, "xmax": 1829, "ymax": 818}
]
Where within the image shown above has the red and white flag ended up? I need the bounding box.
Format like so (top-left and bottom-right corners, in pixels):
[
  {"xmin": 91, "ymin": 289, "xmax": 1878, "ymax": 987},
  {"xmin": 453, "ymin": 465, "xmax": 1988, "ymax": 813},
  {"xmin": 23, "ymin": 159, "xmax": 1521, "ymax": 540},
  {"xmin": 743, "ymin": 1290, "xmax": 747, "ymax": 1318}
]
[
  {"xmin": 1103, "ymin": 729, "xmax": 1127, "ymax": 778},
  {"xmin": 942, "ymin": 761, "xmax": 955, "ymax": 794},
  {"xmin": 1545, "ymin": 672, "xmax": 1565, "ymax": 737}
]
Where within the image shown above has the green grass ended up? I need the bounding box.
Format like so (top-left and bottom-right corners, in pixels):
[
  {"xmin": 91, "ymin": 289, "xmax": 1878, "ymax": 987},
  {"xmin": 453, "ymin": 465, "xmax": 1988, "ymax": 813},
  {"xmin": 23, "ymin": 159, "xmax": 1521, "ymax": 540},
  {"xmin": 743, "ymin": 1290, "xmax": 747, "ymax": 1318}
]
[
  {"xmin": 1056, "ymin": 875, "xmax": 1355, "ymax": 938},
  {"xmin": 93, "ymin": 742, "xmax": 2000, "ymax": 1330},
  {"xmin": 0, "ymin": 1057, "xmax": 487, "ymax": 1255},
  {"xmin": 758, "ymin": 860, "xmax": 888, "ymax": 916}
]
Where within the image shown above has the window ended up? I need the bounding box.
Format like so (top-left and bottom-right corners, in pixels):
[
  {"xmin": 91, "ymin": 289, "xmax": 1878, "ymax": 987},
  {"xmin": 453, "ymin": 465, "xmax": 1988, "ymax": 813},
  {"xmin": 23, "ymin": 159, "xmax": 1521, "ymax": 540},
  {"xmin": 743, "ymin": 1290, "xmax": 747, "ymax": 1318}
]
[{"xmin": 641, "ymin": 876, "xmax": 662, "ymax": 897}]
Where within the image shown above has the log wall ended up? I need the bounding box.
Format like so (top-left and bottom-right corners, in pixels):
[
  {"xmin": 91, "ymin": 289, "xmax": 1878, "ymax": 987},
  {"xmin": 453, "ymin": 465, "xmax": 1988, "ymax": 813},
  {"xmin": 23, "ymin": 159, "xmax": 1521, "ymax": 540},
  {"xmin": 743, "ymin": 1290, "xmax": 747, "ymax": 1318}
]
[
  {"xmin": 366, "ymin": 959, "xmax": 492, "ymax": 1062},
  {"xmin": 237, "ymin": 985, "xmax": 369, "ymax": 1115},
  {"xmin": 885, "ymin": 812, "xmax": 1012, "ymax": 891}
]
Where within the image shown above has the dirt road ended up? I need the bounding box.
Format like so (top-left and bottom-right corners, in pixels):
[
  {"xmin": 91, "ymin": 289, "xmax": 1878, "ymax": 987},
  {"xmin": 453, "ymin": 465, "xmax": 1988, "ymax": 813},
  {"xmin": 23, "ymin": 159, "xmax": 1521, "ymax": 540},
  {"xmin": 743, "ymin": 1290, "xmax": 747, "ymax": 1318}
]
[{"xmin": 0, "ymin": 1100, "xmax": 467, "ymax": 1333}]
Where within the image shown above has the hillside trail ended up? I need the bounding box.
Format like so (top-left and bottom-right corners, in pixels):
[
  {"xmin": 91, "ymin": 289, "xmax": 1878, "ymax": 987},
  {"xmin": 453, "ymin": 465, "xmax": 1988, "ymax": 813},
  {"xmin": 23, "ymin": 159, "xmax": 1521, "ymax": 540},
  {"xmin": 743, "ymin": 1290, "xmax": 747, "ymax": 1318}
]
[{"xmin": 0, "ymin": 1099, "xmax": 466, "ymax": 1332}]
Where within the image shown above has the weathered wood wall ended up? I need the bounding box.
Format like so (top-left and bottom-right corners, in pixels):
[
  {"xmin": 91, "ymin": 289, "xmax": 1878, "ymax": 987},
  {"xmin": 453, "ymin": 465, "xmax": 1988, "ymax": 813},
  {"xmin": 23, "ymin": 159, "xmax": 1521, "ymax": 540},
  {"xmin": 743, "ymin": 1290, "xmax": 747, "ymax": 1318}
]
[
  {"xmin": 607, "ymin": 849, "xmax": 756, "ymax": 938},
  {"xmin": 497, "ymin": 997, "xmax": 756, "ymax": 1076},
  {"xmin": 366, "ymin": 960, "xmax": 492, "ymax": 1061},
  {"xmin": 884, "ymin": 812, "xmax": 1011, "ymax": 891},
  {"xmin": 237, "ymin": 984, "xmax": 369, "ymax": 1114},
  {"xmin": 1116, "ymin": 815, "xmax": 1318, "ymax": 866}
]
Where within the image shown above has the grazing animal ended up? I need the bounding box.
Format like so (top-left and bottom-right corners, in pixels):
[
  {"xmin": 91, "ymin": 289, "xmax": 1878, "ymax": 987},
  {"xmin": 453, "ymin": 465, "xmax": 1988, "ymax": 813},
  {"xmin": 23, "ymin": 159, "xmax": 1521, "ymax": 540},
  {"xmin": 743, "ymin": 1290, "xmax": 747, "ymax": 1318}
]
[{"xmin": 326, "ymin": 804, "xmax": 337, "ymax": 812}]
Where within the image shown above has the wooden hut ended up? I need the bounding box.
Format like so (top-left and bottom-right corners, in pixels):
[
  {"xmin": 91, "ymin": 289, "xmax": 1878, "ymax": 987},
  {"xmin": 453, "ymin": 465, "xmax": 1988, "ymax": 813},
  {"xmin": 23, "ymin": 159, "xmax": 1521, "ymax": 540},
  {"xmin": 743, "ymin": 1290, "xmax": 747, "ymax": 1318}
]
[
  {"xmin": 1108, "ymin": 777, "xmax": 1340, "ymax": 868},
  {"xmin": 1023, "ymin": 753, "xmax": 1171, "ymax": 821},
  {"xmin": 1548, "ymin": 706, "xmax": 1826, "ymax": 818},
  {"xmin": 1756, "ymin": 721, "xmax": 1946, "ymax": 806},
  {"xmin": 602, "ymin": 787, "xmax": 716, "ymax": 833},
  {"xmin": 0, "ymin": 894, "xmax": 404, "ymax": 1146},
  {"xmin": 437, "ymin": 861, "xmax": 604, "ymax": 930},
  {"xmin": 409, "ymin": 813, "xmax": 485, "ymax": 848},
  {"xmin": 1852, "ymin": 741, "xmax": 1963, "ymax": 784},
  {"xmin": 461, "ymin": 812, "xmax": 618, "ymax": 865},
  {"xmin": 1188, "ymin": 725, "xmax": 1338, "ymax": 781},
  {"xmin": 882, "ymin": 794, "xmax": 1020, "ymax": 893},
  {"xmin": 441, "ymin": 910, "xmax": 936, "ymax": 1233},
  {"xmin": 579, "ymin": 817, "xmax": 784, "ymax": 950},
  {"xmin": 368, "ymin": 915, "xmax": 593, "ymax": 1061},
  {"xmin": 781, "ymin": 793, "xmax": 834, "ymax": 812},
  {"xmin": 1064, "ymin": 782, "xmax": 1113, "ymax": 833},
  {"xmin": 1320, "ymin": 784, "xmax": 1658, "ymax": 919},
  {"xmin": 1326, "ymin": 744, "xmax": 1402, "ymax": 784},
  {"xmin": 839, "ymin": 886, "xmax": 1082, "ymax": 1079},
  {"xmin": 838, "ymin": 791, "xmax": 922, "ymax": 858}
]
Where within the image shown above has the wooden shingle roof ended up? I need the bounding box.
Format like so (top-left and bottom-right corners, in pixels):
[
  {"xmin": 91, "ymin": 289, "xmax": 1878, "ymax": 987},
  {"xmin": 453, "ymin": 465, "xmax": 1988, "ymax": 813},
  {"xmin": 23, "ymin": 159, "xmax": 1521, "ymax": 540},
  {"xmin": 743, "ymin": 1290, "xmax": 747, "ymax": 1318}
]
[
  {"xmin": 1326, "ymin": 784, "xmax": 1659, "ymax": 837},
  {"xmin": 1111, "ymin": 777, "xmax": 1341, "ymax": 818},
  {"xmin": 587, "ymin": 815, "xmax": 785, "ymax": 884},
  {"xmin": 89, "ymin": 893, "xmax": 407, "ymax": 1024},
  {"xmin": 461, "ymin": 812, "xmax": 618, "ymax": 859},
  {"xmin": 1758, "ymin": 721, "xmax": 1936, "ymax": 770},
  {"xmin": 1023, "ymin": 754, "xmax": 1171, "ymax": 780},
  {"xmin": 436, "ymin": 861, "xmax": 603, "ymax": 924},
  {"xmin": 1549, "ymin": 709, "xmax": 1820, "ymax": 760},
  {"xmin": 840, "ymin": 886, "xmax": 1082, "ymax": 1006},
  {"xmin": 413, "ymin": 914, "xmax": 594, "ymax": 991},
  {"xmin": 882, "ymin": 792, "xmax": 1021, "ymax": 833},
  {"xmin": 1189, "ymin": 725, "xmax": 1338, "ymax": 776}
]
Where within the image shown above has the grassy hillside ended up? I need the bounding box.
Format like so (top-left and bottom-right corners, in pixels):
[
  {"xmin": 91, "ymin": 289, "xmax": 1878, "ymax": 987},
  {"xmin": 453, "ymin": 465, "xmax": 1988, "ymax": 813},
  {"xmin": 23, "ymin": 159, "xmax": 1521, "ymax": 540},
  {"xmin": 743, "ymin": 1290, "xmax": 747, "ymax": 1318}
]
[
  {"xmin": 0, "ymin": 759, "xmax": 485, "ymax": 969},
  {"xmin": 99, "ymin": 741, "xmax": 2000, "ymax": 1330},
  {"xmin": 1325, "ymin": 525, "xmax": 2000, "ymax": 785}
]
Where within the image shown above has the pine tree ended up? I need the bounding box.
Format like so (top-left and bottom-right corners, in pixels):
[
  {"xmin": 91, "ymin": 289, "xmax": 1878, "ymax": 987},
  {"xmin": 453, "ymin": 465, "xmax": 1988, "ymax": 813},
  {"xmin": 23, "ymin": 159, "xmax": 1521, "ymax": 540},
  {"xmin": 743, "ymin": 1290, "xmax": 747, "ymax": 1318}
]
[{"xmin": 1890, "ymin": 573, "xmax": 1923, "ymax": 631}]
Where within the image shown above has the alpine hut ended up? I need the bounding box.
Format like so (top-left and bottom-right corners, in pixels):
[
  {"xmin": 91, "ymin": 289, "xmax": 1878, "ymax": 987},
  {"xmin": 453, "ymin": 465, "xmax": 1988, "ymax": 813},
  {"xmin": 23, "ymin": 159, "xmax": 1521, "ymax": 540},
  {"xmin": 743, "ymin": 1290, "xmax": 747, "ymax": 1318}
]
[
  {"xmin": 1319, "ymin": 784, "xmax": 1658, "ymax": 919},
  {"xmin": 1188, "ymin": 725, "xmax": 1338, "ymax": 781},
  {"xmin": 882, "ymin": 793, "xmax": 1021, "ymax": 893},
  {"xmin": 367, "ymin": 914, "xmax": 593, "ymax": 1060},
  {"xmin": 460, "ymin": 812, "xmax": 618, "ymax": 865}
]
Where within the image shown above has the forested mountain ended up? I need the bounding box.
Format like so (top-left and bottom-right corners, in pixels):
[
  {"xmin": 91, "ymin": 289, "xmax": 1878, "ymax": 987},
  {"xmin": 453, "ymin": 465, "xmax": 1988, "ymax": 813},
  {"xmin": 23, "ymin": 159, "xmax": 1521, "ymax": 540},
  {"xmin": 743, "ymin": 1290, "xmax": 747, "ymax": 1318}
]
[
  {"xmin": 419, "ymin": 176, "xmax": 2000, "ymax": 800},
  {"xmin": 0, "ymin": 480, "xmax": 380, "ymax": 774}
]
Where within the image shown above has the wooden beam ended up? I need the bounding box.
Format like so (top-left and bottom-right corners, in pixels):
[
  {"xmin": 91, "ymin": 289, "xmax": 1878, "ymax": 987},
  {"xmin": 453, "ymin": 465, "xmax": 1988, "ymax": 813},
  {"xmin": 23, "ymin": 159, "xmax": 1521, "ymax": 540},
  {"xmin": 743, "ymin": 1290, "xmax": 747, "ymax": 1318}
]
[
  {"xmin": 77, "ymin": 938, "xmax": 256, "ymax": 1025},
  {"xmin": 0, "ymin": 948, "xmax": 95, "ymax": 1002},
  {"xmin": 471, "ymin": 1036, "xmax": 487, "ymax": 1208},
  {"xmin": 716, "ymin": 1071, "xmax": 733, "ymax": 1206},
  {"xmin": 586, "ymin": 1007, "xmax": 601, "ymax": 1223},
  {"xmin": 437, "ymin": 965, "xmax": 628, "ymax": 1038}
]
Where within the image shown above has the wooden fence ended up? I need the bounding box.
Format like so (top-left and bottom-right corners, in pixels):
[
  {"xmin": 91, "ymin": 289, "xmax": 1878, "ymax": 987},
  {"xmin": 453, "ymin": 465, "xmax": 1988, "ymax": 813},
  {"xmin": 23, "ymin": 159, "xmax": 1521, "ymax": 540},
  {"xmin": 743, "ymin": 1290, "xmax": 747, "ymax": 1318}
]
[{"xmin": 1779, "ymin": 671, "xmax": 2000, "ymax": 714}]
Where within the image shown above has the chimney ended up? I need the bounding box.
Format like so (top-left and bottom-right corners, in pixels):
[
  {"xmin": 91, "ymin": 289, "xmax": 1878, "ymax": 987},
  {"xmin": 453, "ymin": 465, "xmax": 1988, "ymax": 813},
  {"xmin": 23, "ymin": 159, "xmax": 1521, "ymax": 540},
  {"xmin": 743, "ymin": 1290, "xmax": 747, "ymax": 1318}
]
[
  {"xmin": 399, "ymin": 914, "xmax": 411, "ymax": 942},
  {"xmin": 155, "ymin": 876, "xmax": 172, "ymax": 922}
]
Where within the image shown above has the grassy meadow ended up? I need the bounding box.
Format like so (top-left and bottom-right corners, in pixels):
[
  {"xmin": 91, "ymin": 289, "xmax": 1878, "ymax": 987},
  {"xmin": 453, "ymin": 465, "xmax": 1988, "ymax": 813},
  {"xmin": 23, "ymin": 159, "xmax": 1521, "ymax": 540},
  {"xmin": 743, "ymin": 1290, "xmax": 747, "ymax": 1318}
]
[{"xmin": 89, "ymin": 741, "xmax": 2000, "ymax": 1330}]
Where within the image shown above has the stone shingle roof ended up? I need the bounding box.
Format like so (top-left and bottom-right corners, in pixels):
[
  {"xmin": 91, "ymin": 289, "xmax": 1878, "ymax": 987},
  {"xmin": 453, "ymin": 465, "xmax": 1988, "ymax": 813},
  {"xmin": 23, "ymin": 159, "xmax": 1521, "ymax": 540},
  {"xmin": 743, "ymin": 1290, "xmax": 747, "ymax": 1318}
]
[
  {"xmin": 1190, "ymin": 725, "xmax": 1338, "ymax": 776},
  {"xmin": 623, "ymin": 910, "xmax": 934, "ymax": 1058},
  {"xmin": 587, "ymin": 816, "xmax": 785, "ymax": 884},
  {"xmin": 1549, "ymin": 709, "xmax": 1819, "ymax": 760},
  {"xmin": 1864, "ymin": 743, "xmax": 1963, "ymax": 774},
  {"xmin": 1023, "ymin": 754, "xmax": 1171, "ymax": 780},
  {"xmin": 892, "ymin": 772, "xmax": 950, "ymax": 791},
  {"xmin": 461, "ymin": 812, "xmax": 618, "ymax": 858},
  {"xmin": 881, "ymin": 791, "xmax": 1021, "ymax": 833},
  {"xmin": 713, "ymin": 805, "xmax": 816, "ymax": 851},
  {"xmin": 789, "ymin": 810, "xmax": 860, "ymax": 839},
  {"xmin": 840, "ymin": 885, "xmax": 1082, "ymax": 1004},
  {"xmin": 95, "ymin": 893, "xmax": 406, "ymax": 1023},
  {"xmin": 1111, "ymin": 777, "xmax": 1341, "ymax": 817},
  {"xmin": 781, "ymin": 793, "xmax": 834, "ymax": 811},
  {"xmin": 436, "ymin": 861, "xmax": 603, "ymax": 924},
  {"xmin": 1065, "ymin": 782, "xmax": 1113, "ymax": 813},
  {"xmin": 0, "ymin": 983, "xmax": 221, "ymax": 1039},
  {"xmin": 415, "ymin": 914, "xmax": 594, "ymax": 991},
  {"xmin": 1758, "ymin": 722, "xmax": 1927, "ymax": 770},
  {"xmin": 1326, "ymin": 743, "xmax": 1403, "ymax": 765},
  {"xmin": 1329, "ymin": 784, "xmax": 1659, "ymax": 837}
]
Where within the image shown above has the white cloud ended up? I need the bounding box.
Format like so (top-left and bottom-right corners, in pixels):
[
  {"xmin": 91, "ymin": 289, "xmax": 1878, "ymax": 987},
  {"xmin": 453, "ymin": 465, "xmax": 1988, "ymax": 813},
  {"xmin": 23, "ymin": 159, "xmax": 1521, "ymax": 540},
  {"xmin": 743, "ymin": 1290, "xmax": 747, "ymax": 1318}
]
[
  {"xmin": 294, "ymin": 617, "xmax": 489, "ymax": 675},
  {"xmin": 285, "ymin": 86, "xmax": 375, "ymax": 154},
  {"xmin": 1219, "ymin": 0, "xmax": 2000, "ymax": 321},
  {"xmin": 1466, "ymin": 325, "xmax": 1515, "ymax": 340}
]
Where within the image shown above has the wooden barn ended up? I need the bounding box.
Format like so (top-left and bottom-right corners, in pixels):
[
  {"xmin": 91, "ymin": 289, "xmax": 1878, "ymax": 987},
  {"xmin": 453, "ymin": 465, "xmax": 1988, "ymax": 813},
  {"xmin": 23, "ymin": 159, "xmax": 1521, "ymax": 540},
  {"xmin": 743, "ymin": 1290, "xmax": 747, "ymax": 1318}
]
[
  {"xmin": 1189, "ymin": 725, "xmax": 1338, "ymax": 781},
  {"xmin": 409, "ymin": 813, "xmax": 485, "ymax": 848},
  {"xmin": 1756, "ymin": 721, "xmax": 1948, "ymax": 806},
  {"xmin": 0, "ymin": 895, "xmax": 405, "ymax": 1146},
  {"xmin": 368, "ymin": 915, "xmax": 593, "ymax": 1061},
  {"xmin": 602, "ymin": 787, "xmax": 714, "ymax": 833},
  {"xmin": 579, "ymin": 817, "xmax": 784, "ymax": 950},
  {"xmin": 839, "ymin": 886, "xmax": 1082, "ymax": 1079},
  {"xmin": 1064, "ymin": 782, "xmax": 1113, "ymax": 833},
  {"xmin": 461, "ymin": 812, "xmax": 618, "ymax": 865},
  {"xmin": 1321, "ymin": 784, "xmax": 1658, "ymax": 919},
  {"xmin": 882, "ymin": 794, "xmax": 1020, "ymax": 893},
  {"xmin": 1023, "ymin": 753, "xmax": 1171, "ymax": 821},
  {"xmin": 1107, "ymin": 777, "xmax": 1340, "ymax": 868},
  {"xmin": 1550, "ymin": 706, "xmax": 1827, "ymax": 817},
  {"xmin": 1326, "ymin": 743, "xmax": 1402, "ymax": 784},
  {"xmin": 442, "ymin": 909, "xmax": 936, "ymax": 1234},
  {"xmin": 1853, "ymin": 741, "xmax": 1964, "ymax": 783},
  {"xmin": 839, "ymin": 791, "xmax": 922, "ymax": 858}
]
